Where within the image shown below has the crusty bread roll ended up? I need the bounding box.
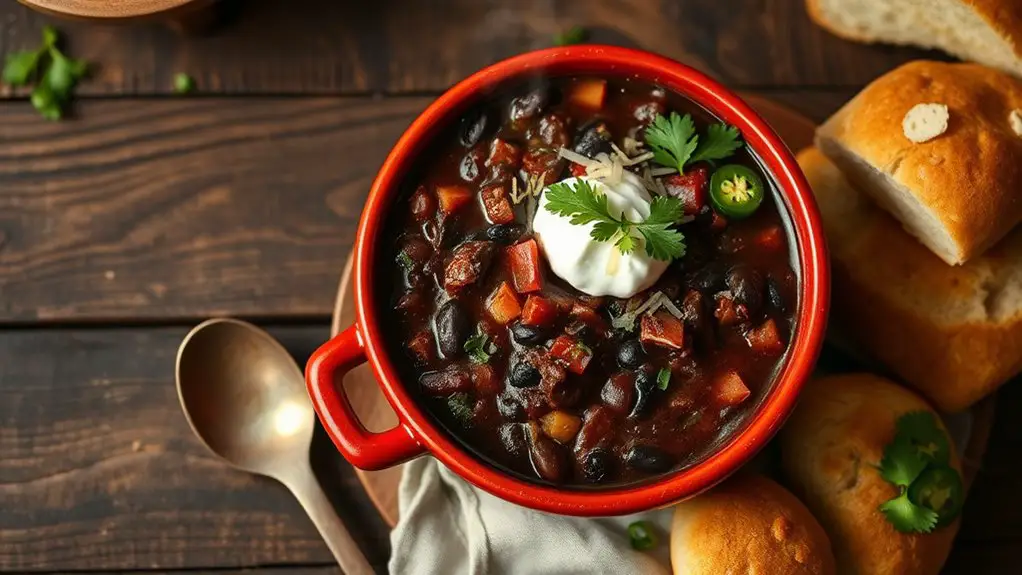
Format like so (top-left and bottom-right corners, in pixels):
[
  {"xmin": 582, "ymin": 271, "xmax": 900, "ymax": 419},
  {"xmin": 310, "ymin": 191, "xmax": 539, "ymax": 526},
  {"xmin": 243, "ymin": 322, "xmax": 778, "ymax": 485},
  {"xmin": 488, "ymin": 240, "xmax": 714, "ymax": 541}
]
[
  {"xmin": 671, "ymin": 474, "xmax": 836, "ymax": 575},
  {"xmin": 780, "ymin": 374, "xmax": 961, "ymax": 575},
  {"xmin": 806, "ymin": 0, "xmax": 1022, "ymax": 77},
  {"xmin": 816, "ymin": 61, "xmax": 1022, "ymax": 265},
  {"xmin": 798, "ymin": 146, "xmax": 1022, "ymax": 412}
]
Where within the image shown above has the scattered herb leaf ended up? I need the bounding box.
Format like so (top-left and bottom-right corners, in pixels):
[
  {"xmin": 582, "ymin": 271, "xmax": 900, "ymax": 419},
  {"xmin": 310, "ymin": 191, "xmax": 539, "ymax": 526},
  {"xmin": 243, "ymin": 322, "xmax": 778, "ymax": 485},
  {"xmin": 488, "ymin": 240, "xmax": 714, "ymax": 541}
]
[
  {"xmin": 446, "ymin": 392, "xmax": 475, "ymax": 423},
  {"xmin": 1, "ymin": 26, "xmax": 88, "ymax": 121},
  {"xmin": 464, "ymin": 329, "xmax": 495, "ymax": 364},
  {"xmin": 645, "ymin": 113, "xmax": 742, "ymax": 173},
  {"xmin": 879, "ymin": 492, "xmax": 938, "ymax": 534},
  {"xmin": 656, "ymin": 368, "xmax": 671, "ymax": 391},
  {"xmin": 2, "ymin": 51, "xmax": 41, "ymax": 86},
  {"xmin": 396, "ymin": 250, "xmax": 414, "ymax": 270},
  {"xmin": 689, "ymin": 123, "xmax": 743, "ymax": 164},
  {"xmin": 174, "ymin": 72, "xmax": 195, "ymax": 94},
  {"xmin": 627, "ymin": 520, "xmax": 658, "ymax": 551},
  {"xmin": 554, "ymin": 26, "xmax": 588, "ymax": 46},
  {"xmin": 543, "ymin": 179, "xmax": 685, "ymax": 261},
  {"xmin": 878, "ymin": 437, "xmax": 928, "ymax": 488}
]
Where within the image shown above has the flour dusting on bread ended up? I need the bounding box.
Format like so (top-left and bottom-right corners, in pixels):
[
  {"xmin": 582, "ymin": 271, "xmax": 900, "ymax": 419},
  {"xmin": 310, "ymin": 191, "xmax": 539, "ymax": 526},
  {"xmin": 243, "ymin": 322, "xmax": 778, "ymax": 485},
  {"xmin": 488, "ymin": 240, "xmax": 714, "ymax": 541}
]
[
  {"xmin": 1010, "ymin": 109, "xmax": 1022, "ymax": 137},
  {"xmin": 902, "ymin": 103, "xmax": 949, "ymax": 143}
]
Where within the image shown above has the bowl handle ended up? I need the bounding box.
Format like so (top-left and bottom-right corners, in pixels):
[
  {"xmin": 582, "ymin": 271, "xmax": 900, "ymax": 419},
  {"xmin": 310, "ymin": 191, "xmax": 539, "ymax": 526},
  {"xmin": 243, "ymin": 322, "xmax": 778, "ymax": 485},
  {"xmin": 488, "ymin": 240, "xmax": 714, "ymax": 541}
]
[{"xmin": 306, "ymin": 324, "xmax": 425, "ymax": 470}]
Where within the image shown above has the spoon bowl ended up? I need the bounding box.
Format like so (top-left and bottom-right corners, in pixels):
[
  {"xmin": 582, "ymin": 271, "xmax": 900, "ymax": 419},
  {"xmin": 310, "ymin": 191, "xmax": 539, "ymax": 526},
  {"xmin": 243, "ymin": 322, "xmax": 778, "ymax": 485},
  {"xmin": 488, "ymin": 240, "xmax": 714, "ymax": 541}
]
[{"xmin": 175, "ymin": 318, "xmax": 373, "ymax": 575}]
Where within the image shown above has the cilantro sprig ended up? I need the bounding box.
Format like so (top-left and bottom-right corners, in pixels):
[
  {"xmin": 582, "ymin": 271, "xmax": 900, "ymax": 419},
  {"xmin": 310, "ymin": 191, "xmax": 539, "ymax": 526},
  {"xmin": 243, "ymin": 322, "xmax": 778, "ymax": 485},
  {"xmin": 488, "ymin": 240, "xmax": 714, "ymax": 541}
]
[
  {"xmin": 644, "ymin": 112, "xmax": 742, "ymax": 174},
  {"xmin": 543, "ymin": 179, "xmax": 685, "ymax": 261},
  {"xmin": 876, "ymin": 411, "xmax": 962, "ymax": 534},
  {"xmin": 3, "ymin": 27, "xmax": 88, "ymax": 120},
  {"xmin": 464, "ymin": 328, "xmax": 497, "ymax": 364}
]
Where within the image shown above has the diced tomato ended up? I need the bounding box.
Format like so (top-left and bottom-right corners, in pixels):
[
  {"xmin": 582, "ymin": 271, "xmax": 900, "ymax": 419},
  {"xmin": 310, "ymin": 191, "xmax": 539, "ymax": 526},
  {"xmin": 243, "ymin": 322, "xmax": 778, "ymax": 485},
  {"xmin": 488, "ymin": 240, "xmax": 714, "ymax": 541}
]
[
  {"xmin": 756, "ymin": 226, "xmax": 784, "ymax": 251},
  {"xmin": 713, "ymin": 370, "xmax": 751, "ymax": 406},
  {"xmin": 549, "ymin": 335, "xmax": 593, "ymax": 375},
  {"xmin": 745, "ymin": 318, "xmax": 785, "ymax": 355},
  {"xmin": 569, "ymin": 163, "xmax": 588, "ymax": 178},
  {"xmin": 522, "ymin": 295, "xmax": 558, "ymax": 326},
  {"xmin": 487, "ymin": 138, "xmax": 522, "ymax": 168},
  {"xmin": 710, "ymin": 211, "xmax": 728, "ymax": 231},
  {"xmin": 522, "ymin": 149, "xmax": 563, "ymax": 177},
  {"xmin": 570, "ymin": 302, "xmax": 604, "ymax": 327},
  {"xmin": 664, "ymin": 166, "xmax": 709, "ymax": 215},
  {"xmin": 569, "ymin": 79, "xmax": 607, "ymax": 110},
  {"xmin": 507, "ymin": 239, "xmax": 543, "ymax": 293},
  {"xmin": 486, "ymin": 281, "xmax": 522, "ymax": 325},
  {"xmin": 481, "ymin": 185, "xmax": 515, "ymax": 224},
  {"xmin": 469, "ymin": 363, "xmax": 501, "ymax": 396},
  {"xmin": 409, "ymin": 185, "xmax": 436, "ymax": 222},
  {"xmin": 640, "ymin": 311, "xmax": 685, "ymax": 349},
  {"xmin": 437, "ymin": 185, "xmax": 472, "ymax": 214},
  {"xmin": 714, "ymin": 294, "xmax": 740, "ymax": 326},
  {"xmin": 406, "ymin": 330, "xmax": 433, "ymax": 363}
]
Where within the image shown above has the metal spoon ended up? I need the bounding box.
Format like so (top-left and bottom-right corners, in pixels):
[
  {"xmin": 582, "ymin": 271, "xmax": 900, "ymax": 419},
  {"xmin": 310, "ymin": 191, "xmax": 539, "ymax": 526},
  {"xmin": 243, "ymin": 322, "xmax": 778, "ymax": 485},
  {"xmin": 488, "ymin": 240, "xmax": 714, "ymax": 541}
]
[{"xmin": 175, "ymin": 318, "xmax": 374, "ymax": 575}]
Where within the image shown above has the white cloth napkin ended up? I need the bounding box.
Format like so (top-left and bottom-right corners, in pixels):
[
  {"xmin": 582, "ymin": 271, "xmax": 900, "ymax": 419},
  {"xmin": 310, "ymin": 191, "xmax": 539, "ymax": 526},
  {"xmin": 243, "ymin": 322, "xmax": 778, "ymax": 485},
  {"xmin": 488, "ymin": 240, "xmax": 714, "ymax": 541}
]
[{"xmin": 388, "ymin": 457, "xmax": 673, "ymax": 575}]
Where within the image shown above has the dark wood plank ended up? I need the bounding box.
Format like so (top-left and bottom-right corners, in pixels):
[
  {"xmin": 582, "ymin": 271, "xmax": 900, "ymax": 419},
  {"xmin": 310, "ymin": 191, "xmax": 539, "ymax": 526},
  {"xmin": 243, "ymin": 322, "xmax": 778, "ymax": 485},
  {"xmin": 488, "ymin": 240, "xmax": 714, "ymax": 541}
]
[
  {"xmin": 0, "ymin": 325, "xmax": 391, "ymax": 572},
  {"xmin": 0, "ymin": 0, "xmax": 943, "ymax": 96},
  {"xmin": 0, "ymin": 91, "xmax": 852, "ymax": 324}
]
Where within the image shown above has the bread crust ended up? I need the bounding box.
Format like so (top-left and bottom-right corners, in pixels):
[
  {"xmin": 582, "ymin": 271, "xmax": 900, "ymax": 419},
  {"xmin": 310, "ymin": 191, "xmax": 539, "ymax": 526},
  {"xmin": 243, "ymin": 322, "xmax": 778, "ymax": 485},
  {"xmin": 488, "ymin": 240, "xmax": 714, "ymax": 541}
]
[
  {"xmin": 817, "ymin": 61, "xmax": 1022, "ymax": 265},
  {"xmin": 671, "ymin": 474, "xmax": 837, "ymax": 575},
  {"xmin": 798, "ymin": 147, "xmax": 1022, "ymax": 412},
  {"xmin": 780, "ymin": 374, "xmax": 961, "ymax": 575}
]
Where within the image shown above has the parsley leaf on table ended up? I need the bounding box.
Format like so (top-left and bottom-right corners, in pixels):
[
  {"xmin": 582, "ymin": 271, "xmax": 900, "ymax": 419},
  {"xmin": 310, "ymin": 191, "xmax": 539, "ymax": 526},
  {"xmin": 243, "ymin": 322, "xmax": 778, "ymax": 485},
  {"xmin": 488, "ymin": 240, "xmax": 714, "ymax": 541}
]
[
  {"xmin": 1, "ymin": 26, "xmax": 88, "ymax": 121},
  {"xmin": 543, "ymin": 179, "xmax": 685, "ymax": 261},
  {"xmin": 878, "ymin": 492, "xmax": 939, "ymax": 534}
]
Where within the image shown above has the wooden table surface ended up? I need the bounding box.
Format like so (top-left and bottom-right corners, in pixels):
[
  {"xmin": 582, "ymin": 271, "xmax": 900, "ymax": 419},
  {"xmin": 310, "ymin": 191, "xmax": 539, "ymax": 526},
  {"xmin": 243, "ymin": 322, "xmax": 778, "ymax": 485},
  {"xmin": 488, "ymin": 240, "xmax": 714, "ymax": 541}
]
[{"xmin": 0, "ymin": 1, "xmax": 1018, "ymax": 573}]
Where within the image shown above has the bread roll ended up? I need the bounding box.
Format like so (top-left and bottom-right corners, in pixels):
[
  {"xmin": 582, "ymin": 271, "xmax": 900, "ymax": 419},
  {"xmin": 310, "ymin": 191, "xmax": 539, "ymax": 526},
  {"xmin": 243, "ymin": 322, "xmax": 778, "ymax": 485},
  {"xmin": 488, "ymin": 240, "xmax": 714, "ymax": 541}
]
[
  {"xmin": 798, "ymin": 146, "xmax": 1022, "ymax": 412},
  {"xmin": 816, "ymin": 61, "xmax": 1022, "ymax": 265},
  {"xmin": 670, "ymin": 474, "xmax": 836, "ymax": 575},
  {"xmin": 780, "ymin": 374, "xmax": 961, "ymax": 575},
  {"xmin": 806, "ymin": 0, "xmax": 1022, "ymax": 77}
]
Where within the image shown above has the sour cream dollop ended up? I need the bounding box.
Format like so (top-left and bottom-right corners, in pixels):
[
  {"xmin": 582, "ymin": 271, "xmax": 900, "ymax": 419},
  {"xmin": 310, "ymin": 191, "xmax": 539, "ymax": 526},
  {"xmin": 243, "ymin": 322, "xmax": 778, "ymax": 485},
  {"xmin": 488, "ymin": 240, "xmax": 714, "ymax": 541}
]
[{"xmin": 532, "ymin": 174, "xmax": 668, "ymax": 298}]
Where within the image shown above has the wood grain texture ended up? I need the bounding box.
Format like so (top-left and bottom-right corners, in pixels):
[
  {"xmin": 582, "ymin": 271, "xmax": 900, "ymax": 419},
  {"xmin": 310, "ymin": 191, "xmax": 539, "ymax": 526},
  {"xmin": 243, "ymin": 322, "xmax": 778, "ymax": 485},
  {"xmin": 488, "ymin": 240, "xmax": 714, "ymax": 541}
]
[
  {"xmin": 0, "ymin": 91, "xmax": 851, "ymax": 324},
  {"xmin": 0, "ymin": 0, "xmax": 944, "ymax": 96},
  {"xmin": 0, "ymin": 325, "xmax": 390, "ymax": 571}
]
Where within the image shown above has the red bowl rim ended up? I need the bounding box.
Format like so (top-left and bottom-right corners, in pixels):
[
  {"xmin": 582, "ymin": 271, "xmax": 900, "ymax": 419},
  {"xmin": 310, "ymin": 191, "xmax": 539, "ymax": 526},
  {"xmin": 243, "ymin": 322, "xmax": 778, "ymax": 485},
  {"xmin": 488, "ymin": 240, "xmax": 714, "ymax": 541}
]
[{"xmin": 352, "ymin": 45, "xmax": 829, "ymax": 515}]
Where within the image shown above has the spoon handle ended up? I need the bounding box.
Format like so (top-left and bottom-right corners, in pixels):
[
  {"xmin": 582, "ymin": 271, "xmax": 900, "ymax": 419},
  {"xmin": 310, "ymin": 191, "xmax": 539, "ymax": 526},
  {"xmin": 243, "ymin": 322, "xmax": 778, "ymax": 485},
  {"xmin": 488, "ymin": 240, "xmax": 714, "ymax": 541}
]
[{"xmin": 285, "ymin": 461, "xmax": 377, "ymax": 575}]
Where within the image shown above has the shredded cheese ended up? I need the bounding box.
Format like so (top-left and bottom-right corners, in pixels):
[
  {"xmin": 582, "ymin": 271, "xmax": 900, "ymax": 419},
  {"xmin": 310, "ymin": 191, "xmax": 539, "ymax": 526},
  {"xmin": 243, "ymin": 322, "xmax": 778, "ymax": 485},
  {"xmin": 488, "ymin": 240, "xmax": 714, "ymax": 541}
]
[{"xmin": 650, "ymin": 166, "xmax": 677, "ymax": 177}]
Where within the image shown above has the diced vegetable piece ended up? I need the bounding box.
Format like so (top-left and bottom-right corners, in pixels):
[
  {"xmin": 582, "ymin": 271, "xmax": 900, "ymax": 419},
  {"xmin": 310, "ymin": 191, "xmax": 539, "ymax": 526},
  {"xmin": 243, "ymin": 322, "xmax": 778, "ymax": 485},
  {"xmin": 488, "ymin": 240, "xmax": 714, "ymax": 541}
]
[
  {"xmin": 539, "ymin": 410, "xmax": 583, "ymax": 444},
  {"xmin": 663, "ymin": 166, "xmax": 709, "ymax": 215},
  {"xmin": 406, "ymin": 329, "xmax": 433, "ymax": 363},
  {"xmin": 487, "ymin": 281, "xmax": 522, "ymax": 325},
  {"xmin": 745, "ymin": 318, "xmax": 785, "ymax": 355},
  {"xmin": 508, "ymin": 239, "xmax": 543, "ymax": 293},
  {"xmin": 488, "ymin": 138, "xmax": 522, "ymax": 168},
  {"xmin": 756, "ymin": 226, "xmax": 784, "ymax": 251},
  {"xmin": 437, "ymin": 185, "xmax": 473, "ymax": 214},
  {"xmin": 420, "ymin": 367, "xmax": 472, "ymax": 396},
  {"xmin": 444, "ymin": 241, "xmax": 496, "ymax": 291},
  {"xmin": 549, "ymin": 335, "xmax": 593, "ymax": 375},
  {"xmin": 709, "ymin": 164, "xmax": 764, "ymax": 219},
  {"xmin": 469, "ymin": 363, "xmax": 501, "ymax": 395},
  {"xmin": 569, "ymin": 79, "xmax": 607, "ymax": 110},
  {"xmin": 522, "ymin": 149, "xmax": 563, "ymax": 177},
  {"xmin": 713, "ymin": 370, "xmax": 751, "ymax": 406},
  {"xmin": 522, "ymin": 295, "xmax": 559, "ymax": 326},
  {"xmin": 481, "ymin": 185, "xmax": 516, "ymax": 224},
  {"xmin": 410, "ymin": 185, "xmax": 436, "ymax": 221},
  {"xmin": 639, "ymin": 311, "xmax": 685, "ymax": 349},
  {"xmin": 570, "ymin": 302, "xmax": 603, "ymax": 327},
  {"xmin": 714, "ymin": 294, "xmax": 740, "ymax": 326},
  {"xmin": 569, "ymin": 163, "xmax": 588, "ymax": 178}
]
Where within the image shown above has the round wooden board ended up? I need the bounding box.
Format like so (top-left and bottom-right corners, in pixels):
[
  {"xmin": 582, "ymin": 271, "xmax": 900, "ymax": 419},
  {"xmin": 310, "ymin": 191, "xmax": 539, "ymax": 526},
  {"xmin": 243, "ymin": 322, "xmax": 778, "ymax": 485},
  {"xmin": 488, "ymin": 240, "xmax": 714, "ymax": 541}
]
[{"xmin": 330, "ymin": 94, "xmax": 996, "ymax": 528}]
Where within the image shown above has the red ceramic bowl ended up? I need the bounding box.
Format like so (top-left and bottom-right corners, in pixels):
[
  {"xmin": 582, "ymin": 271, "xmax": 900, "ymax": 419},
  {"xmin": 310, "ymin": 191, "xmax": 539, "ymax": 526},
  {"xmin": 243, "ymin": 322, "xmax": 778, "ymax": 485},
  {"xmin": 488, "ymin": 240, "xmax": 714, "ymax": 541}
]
[{"xmin": 306, "ymin": 45, "xmax": 829, "ymax": 516}]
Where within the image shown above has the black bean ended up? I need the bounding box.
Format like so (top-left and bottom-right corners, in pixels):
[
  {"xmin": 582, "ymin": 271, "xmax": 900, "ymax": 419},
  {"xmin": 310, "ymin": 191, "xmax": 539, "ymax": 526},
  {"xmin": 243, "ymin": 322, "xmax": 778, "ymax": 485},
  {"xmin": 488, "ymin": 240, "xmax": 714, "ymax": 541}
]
[
  {"xmin": 510, "ymin": 89, "xmax": 549, "ymax": 124},
  {"xmin": 726, "ymin": 265, "xmax": 764, "ymax": 318},
  {"xmin": 510, "ymin": 321, "xmax": 547, "ymax": 345},
  {"xmin": 600, "ymin": 374, "xmax": 635, "ymax": 414},
  {"xmin": 617, "ymin": 339, "xmax": 646, "ymax": 370},
  {"xmin": 434, "ymin": 299, "xmax": 470, "ymax": 358},
  {"xmin": 624, "ymin": 445, "xmax": 673, "ymax": 473},
  {"xmin": 509, "ymin": 361, "xmax": 542, "ymax": 388},
  {"xmin": 687, "ymin": 263, "xmax": 726, "ymax": 293},
  {"xmin": 629, "ymin": 369, "xmax": 657, "ymax": 419},
  {"xmin": 459, "ymin": 152, "xmax": 481, "ymax": 182},
  {"xmin": 499, "ymin": 423, "xmax": 527, "ymax": 457},
  {"xmin": 496, "ymin": 391, "xmax": 524, "ymax": 419},
  {"xmin": 581, "ymin": 448, "xmax": 614, "ymax": 483},
  {"xmin": 485, "ymin": 223, "xmax": 527, "ymax": 245},
  {"xmin": 459, "ymin": 111, "xmax": 488, "ymax": 147},
  {"xmin": 573, "ymin": 120, "xmax": 612, "ymax": 158},
  {"xmin": 766, "ymin": 277, "xmax": 786, "ymax": 311}
]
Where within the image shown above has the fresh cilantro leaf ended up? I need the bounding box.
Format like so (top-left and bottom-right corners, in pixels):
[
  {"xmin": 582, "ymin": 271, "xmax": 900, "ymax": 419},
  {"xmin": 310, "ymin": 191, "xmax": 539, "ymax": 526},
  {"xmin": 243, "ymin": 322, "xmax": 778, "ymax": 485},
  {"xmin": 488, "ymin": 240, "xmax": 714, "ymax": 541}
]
[
  {"xmin": 2, "ymin": 50, "xmax": 41, "ymax": 86},
  {"xmin": 591, "ymin": 220, "xmax": 622, "ymax": 243},
  {"xmin": 895, "ymin": 411, "xmax": 951, "ymax": 466},
  {"xmin": 464, "ymin": 330, "xmax": 493, "ymax": 364},
  {"xmin": 45, "ymin": 51, "xmax": 77, "ymax": 95},
  {"xmin": 446, "ymin": 392, "xmax": 475, "ymax": 423},
  {"xmin": 41, "ymin": 26, "xmax": 58, "ymax": 48},
  {"xmin": 544, "ymin": 179, "xmax": 617, "ymax": 227},
  {"xmin": 656, "ymin": 368, "xmax": 670, "ymax": 391},
  {"xmin": 879, "ymin": 491, "xmax": 939, "ymax": 534},
  {"xmin": 689, "ymin": 123, "xmax": 742, "ymax": 164},
  {"xmin": 878, "ymin": 437, "xmax": 928, "ymax": 488},
  {"xmin": 614, "ymin": 231, "xmax": 637, "ymax": 254},
  {"xmin": 174, "ymin": 72, "xmax": 196, "ymax": 94},
  {"xmin": 644, "ymin": 112, "xmax": 698, "ymax": 173},
  {"xmin": 554, "ymin": 26, "xmax": 588, "ymax": 46},
  {"xmin": 633, "ymin": 195, "xmax": 685, "ymax": 260},
  {"xmin": 30, "ymin": 82, "xmax": 61, "ymax": 121}
]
